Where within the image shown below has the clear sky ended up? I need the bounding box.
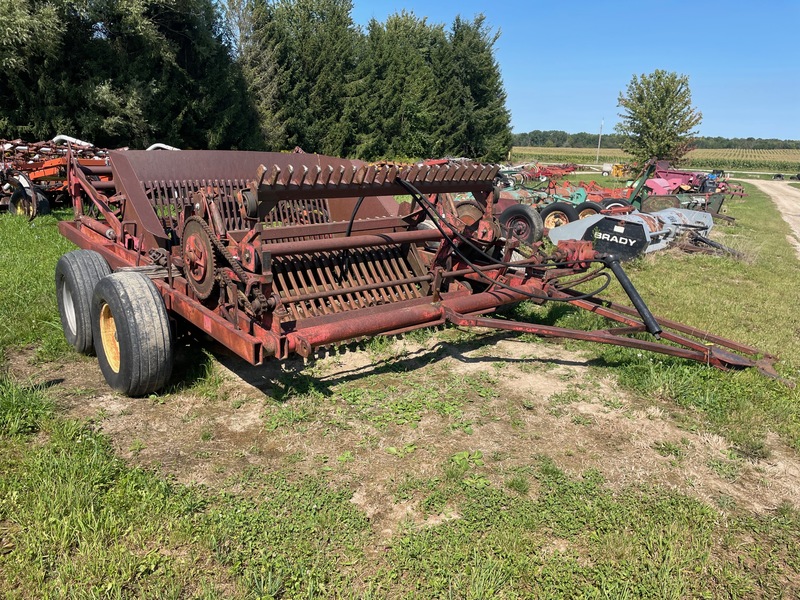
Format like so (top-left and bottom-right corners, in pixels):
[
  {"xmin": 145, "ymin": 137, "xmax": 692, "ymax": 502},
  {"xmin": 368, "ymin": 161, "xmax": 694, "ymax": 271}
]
[{"xmin": 350, "ymin": 0, "xmax": 800, "ymax": 140}]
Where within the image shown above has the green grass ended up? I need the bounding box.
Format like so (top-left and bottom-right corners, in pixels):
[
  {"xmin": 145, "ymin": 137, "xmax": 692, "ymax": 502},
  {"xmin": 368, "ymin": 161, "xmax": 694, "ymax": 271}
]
[
  {"xmin": 3, "ymin": 365, "xmax": 800, "ymax": 597},
  {"xmin": 0, "ymin": 377, "xmax": 372, "ymax": 598},
  {"xmin": 378, "ymin": 456, "xmax": 800, "ymax": 598},
  {"xmin": 3, "ymin": 185, "xmax": 800, "ymax": 597},
  {"xmin": 0, "ymin": 211, "xmax": 75, "ymax": 360},
  {"xmin": 510, "ymin": 181, "xmax": 800, "ymax": 451}
]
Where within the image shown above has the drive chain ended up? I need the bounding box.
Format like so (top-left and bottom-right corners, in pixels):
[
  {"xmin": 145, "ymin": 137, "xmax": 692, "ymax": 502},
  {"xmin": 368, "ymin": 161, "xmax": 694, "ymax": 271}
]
[{"xmin": 188, "ymin": 216, "xmax": 269, "ymax": 316}]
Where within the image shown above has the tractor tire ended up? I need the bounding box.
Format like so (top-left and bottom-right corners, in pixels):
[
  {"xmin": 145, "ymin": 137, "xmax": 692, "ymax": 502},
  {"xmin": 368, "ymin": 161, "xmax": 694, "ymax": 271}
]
[
  {"xmin": 9, "ymin": 190, "xmax": 50, "ymax": 218},
  {"xmin": 601, "ymin": 170, "xmax": 610, "ymax": 177},
  {"xmin": 540, "ymin": 202, "xmax": 579, "ymax": 229},
  {"xmin": 91, "ymin": 272, "xmax": 173, "ymax": 396},
  {"xmin": 499, "ymin": 204, "xmax": 544, "ymax": 244},
  {"xmin": 416, "ymin": 219, "xmax": 441, "ymax": 250},
  {"xmin": 55, "ymin": 250, "xmax": 111, "ymax": 354},
  {"xmin": 575, "ymin": 201, "xmax": 604, "ymax": 219},
  {"xmin": 601, "ymin": 198, "xmax": 632, "ymax": 210}
]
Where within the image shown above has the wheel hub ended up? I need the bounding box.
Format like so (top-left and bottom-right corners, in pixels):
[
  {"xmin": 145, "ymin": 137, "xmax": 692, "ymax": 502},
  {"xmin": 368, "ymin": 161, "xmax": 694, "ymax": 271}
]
[
  {"xmin": 99, "ymin": 303, "xmax": 121, "ymax": 373},
  {"xmin": 543, "ymin": 211, "xmax": 570, "ymax": 229},
  {"xmin": 508, "ymin": 216, "xmax": 530, "ymax": 238}
]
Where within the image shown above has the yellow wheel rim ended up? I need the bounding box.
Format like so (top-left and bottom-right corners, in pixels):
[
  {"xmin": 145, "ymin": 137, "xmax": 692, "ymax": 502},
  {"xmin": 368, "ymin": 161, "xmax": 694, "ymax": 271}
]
[
  {"xmin": 99, "ymin": 303, "xmax": 121, "ymax": 373},
  {"xmin": 544, "ymin": 212, "xmax": 569, "ymax": 229}
]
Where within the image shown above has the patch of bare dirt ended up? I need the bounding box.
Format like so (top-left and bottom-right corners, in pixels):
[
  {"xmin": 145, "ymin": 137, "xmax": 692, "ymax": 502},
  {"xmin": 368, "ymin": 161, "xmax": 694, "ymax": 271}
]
[
  {"xmin": 743, "ymin": 179, "xmax": 800, "ymax": 259},
  {"xmin": 7, "ymin": 333, "xmax": 800, "ymax": 541}
]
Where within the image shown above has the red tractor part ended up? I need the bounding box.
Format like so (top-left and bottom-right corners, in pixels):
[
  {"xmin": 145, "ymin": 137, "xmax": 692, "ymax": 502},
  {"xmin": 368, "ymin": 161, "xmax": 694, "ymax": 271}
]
[{"xmin": 54, "ymin": 148, "xmax": 782, "ymax": 396}]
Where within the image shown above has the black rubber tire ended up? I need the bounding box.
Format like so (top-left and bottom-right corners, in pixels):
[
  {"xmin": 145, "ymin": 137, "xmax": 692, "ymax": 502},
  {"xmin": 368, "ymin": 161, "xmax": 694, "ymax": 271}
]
[
  {"xmin": 539, "ymin": 202, "xmax": 579, "ymax": 229},
  {"xmin": 601, "ymin": 170, "xmax": 610, "ymax": 177},
  {"xmin": 601, "ymin": 198, "xmax": 632, "ymax": 210},
  {"xmin": 499, "ymin": 204, "xmax": 544, "ymax": 244},
  {"xmin": 9, "ymin": 189, "xmax": 50, "ymax": 217},
  {"xmin": 575, "ymin": 201, "xmax": 604, "ymax": 219},
  {"xmin": 415, "ymin": 220, "xmax": 441, "ymax": 250},
  {"xmin": 55, "ymin": 250, "xmax": 111, "ymax": 354},
  {"xmin": 91, "ymin": 272, "xmax": 173, "ymax": 396}
]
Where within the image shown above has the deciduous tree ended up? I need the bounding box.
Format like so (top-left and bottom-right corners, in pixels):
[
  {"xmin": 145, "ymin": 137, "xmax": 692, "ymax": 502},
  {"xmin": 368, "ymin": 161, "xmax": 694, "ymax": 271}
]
[
  {"xmin": 615, "ymin": 69, "xmax": 702, "ymax": 164},
  {"xmin": 0, "ymin": 0, "xmax": 259, "ymax": 149}
]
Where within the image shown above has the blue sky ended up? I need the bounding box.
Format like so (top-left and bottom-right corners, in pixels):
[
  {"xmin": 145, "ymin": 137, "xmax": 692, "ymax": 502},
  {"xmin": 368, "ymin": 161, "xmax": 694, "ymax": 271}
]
[{"xmin": 350, "ymin": 0, "xmax": 800, "ymax": 139}]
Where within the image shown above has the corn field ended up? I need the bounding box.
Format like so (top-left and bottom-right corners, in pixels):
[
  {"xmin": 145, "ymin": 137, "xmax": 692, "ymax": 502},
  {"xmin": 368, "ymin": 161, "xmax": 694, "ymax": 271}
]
[{"xmin": 511, "ymin": 147, "xmax": 800, "ymax": 172}]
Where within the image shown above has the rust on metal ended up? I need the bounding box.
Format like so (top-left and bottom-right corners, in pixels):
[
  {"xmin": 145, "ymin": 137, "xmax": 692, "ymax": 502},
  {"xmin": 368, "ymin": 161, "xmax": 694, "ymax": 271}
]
[{"xmin": 56, "ymin": 147, "xmax": 784, "ymax": 394}]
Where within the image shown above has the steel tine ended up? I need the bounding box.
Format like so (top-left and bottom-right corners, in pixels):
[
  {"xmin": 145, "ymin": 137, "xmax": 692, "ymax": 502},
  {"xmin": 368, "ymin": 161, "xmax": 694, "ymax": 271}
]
[
  {"xmin": 376, "ymin": 165, "xmax": 389, "ymax": 186},
  {"xmin": 433, "ymin": 164, "xmax": 449, "ymax": 182},
  {"xmin": 341, "ymin": 165, "xmax": 355, "ymax": 185},
  {"xmin": 295, "ymin": 165, "xmax": 309, "ymax": 186},
  {"xmin": 353, "ymin": 165, "xmax": 368, "ymax": 185},
  {"xmin": 268, "ymin": 164, "xmax": 281, "ymax": 186},
  {"xmin": 322, "ymin": 164, "xmax": 334, "ymax": 186},
  {"xmin": 312, "ymin": 165, "xmax": 323, "ymax": 186},
  {"xmin": 280, "ymin": 164, "xmax": 294, "ymax": 186},
  {"xmin": 333, "ymin": 165, "xmax": 345, "ymax": 186}
]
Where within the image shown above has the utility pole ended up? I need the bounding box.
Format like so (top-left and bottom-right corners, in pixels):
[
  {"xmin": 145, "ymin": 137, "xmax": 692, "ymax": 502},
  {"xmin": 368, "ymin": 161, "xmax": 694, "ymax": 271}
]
[{"xmin": 595, "ymin": 118, "xmax": 604, "ymax": 164}]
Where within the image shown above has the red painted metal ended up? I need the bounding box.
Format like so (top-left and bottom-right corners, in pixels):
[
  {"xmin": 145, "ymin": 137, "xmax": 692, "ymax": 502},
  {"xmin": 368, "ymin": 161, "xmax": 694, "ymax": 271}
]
[
  {"xmin": 2, "ymin": 138, "xmax": 111, "ymax": 214},
  {"xmin": 55, "ymin": 147, "xmax": 783, "ymax": 393}
]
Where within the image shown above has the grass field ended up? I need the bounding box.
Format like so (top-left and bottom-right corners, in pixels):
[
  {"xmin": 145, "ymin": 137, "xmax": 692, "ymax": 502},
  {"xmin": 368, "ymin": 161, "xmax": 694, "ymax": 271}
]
[
  {"xmin": 2, "ymin": 187, "xmax": 800, "ymax": 598},
  {"xmin": 511, "ymin": 147, "xmax": 800, "ymax": 172}
]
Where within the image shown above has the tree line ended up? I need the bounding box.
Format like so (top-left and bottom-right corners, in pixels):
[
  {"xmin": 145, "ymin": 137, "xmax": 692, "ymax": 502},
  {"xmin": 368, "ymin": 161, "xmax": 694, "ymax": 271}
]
[
  {"xmin": 0, "ymin": 0, "xmax": 511, "ymax": 161},
  {"xmin": 513, "ymin": 130, "xmax": 800, "ymax": 150}
]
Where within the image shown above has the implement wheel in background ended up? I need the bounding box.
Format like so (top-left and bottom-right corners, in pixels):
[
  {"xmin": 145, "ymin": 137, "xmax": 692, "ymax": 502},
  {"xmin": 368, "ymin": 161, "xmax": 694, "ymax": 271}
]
[
  {"xmin": 601, "ymin": 198, "xmax": 632, "ymax": 210},
  {"xmin": 9, "ymin": 189, "xmax": 50, "ymax": 218},
  {"xmin": 575, "ymin": 201, "xmax": 605, "ymax": 219},
  {"xmin": 499, "ymin": 204, "xmax": 544, "ymax": 244},
  {"xmin": 540, "ymin": 202, "xmax": 579, "ymax": 229},
  {"xmin": 55, "ymin": 250, "xmax": 111, "ymax": 354},
  {"xmin": 91, "ymin": 272, "xmax": 173, "ymax": 396}
]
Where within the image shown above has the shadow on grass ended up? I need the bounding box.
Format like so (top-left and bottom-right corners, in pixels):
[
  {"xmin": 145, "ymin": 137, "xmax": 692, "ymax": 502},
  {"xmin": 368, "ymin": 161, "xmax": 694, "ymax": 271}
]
[{"xmin": 209, "ymin": 327, "xmax": 591, "ymax": 403}]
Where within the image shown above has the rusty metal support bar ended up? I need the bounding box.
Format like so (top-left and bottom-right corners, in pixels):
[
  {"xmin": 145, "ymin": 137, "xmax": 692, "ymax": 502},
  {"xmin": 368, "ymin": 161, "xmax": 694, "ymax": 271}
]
[
  {"xmin": 562, "ymin": 292, "xmax": 772, "ymax": 358},
  {"xmin": 264, "ymin": 229, "xmax": 442, "ymax": 255}
]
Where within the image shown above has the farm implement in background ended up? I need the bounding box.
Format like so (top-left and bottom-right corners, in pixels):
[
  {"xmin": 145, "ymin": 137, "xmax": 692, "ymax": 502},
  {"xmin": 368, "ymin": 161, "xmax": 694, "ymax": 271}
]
[
  {"xmin": 52, "ymin": 147, "xmax": 780, "ymax": 396},
  {"xmin": 1, "ymin": 136, "xmax": 110, "ymax": 218},
  {"xmin": 547, "ymin": 205, "xmax": 742, "ymax": 260},
  {"xmin": 489, "ymin": 158, "xmax": 745, "ymax": 242},
  {"xmin": 497, "ymin": 162, "xmax": 578, "ymax": 186},
  {"xmin": 1, "ymin": 136, "xmax": 181, "ymax": 219}
]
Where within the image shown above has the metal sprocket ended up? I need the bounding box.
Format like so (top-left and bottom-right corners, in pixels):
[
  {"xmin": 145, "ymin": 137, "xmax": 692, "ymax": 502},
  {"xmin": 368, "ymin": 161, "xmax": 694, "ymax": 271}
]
[{"xmin": 181, "ymin": 217, "xmax": 217, "ymax": 299}]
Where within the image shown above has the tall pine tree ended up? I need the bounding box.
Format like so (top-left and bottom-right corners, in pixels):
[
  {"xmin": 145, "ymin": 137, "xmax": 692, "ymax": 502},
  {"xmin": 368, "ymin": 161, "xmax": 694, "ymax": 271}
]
[
  {"xmin": 0, "ymin": 0, "xmax": 260, "ymax": 148},
  {"xmin": 443, "ymin": 15, "xmax": 512, "ymax": 161},
  {"xmin": 245, "ymin": 0, "xmax": 360, "ymax": 154},
  {"xmin": 350, "ymin": 12, "xmax": 442, "ymax": 160}
]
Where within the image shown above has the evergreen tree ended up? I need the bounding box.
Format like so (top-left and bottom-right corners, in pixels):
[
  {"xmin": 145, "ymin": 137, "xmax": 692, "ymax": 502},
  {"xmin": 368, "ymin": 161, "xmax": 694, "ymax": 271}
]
[
  {"xmin": 246, "ymin": 0, "xmax": 360, "ymax": 154},
  {"xmin": 351, "ymin": 12, "xmax": 441, "ymax": 160},
  {"xmin": 0, "ymin": 0, "xmax": 259, "ymax": 148},
  {"xmin": 442, "ymin": 15, "xmax": 511, "ymax": 161}
]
